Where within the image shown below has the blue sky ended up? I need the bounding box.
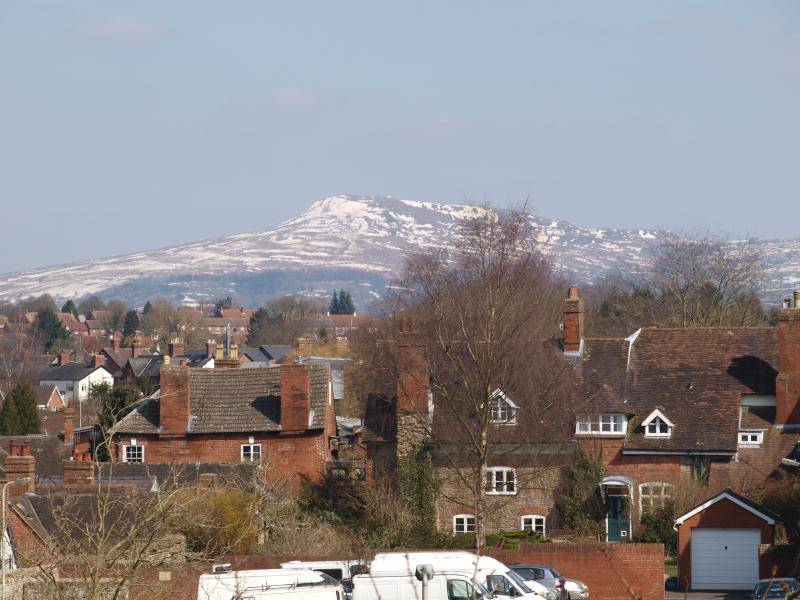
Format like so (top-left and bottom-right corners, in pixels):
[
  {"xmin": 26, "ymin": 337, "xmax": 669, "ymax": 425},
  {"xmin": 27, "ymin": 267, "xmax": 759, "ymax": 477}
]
[{"xmin": 0, "ymin": 1, "xmax": 798, "ymax": 272}]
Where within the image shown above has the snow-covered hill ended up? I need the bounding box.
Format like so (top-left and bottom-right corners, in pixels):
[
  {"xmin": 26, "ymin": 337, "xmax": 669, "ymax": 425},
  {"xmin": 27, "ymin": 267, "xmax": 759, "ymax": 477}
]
[{"xmin": 0, "ymin": 195, "xmax": 797, "ymax": 307}]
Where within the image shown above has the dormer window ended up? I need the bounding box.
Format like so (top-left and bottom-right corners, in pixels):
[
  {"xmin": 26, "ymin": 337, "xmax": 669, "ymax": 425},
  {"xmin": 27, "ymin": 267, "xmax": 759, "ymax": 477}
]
[
  {"xmin": 490, "ymin": 390, "xmax": 517, "ymax": 424},
  {"xmin": 642, "ymin": 409, "xmax": 673, "ymax": 438},
  {"xmin": 575, "ymin": 413, "xmax": 627, "ymax": 436}
]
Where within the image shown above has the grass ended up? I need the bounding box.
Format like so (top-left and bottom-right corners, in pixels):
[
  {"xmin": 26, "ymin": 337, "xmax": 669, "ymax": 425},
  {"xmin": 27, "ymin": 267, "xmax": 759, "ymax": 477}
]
[{"xmin": 665, "ymin": 557, "xmax": 678, "ymax": 579}]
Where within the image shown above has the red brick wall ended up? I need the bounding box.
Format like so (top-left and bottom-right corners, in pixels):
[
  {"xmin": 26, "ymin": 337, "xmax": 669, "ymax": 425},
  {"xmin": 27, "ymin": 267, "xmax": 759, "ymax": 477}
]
[
  {"xmin": 112, "ymin": 431, "xmax": 330, "ymax": 482},
  {"xmin": 777, "ymin": 309, "xmax": 800, "ymax": 425},
  {"xmin": 562, "ymin": 286, "xmax": 584, "ymax": 352},
  {"xmin": 489, "ymin": 544, "xmax": 664, "ymax": 600},
  {"xmin": 396, "ymin": 332, "xmax": 429, "ymax": 414},
  {"xmin": 676, "ymin": 497, "xmax": 775, "ymax": 591}
]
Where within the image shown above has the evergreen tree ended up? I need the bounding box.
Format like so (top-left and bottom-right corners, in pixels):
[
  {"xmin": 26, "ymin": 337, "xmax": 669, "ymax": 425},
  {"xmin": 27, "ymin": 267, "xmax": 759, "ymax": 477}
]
[
  {"xmin": 0, "ymin": 382, "xmax": 40, "ymax": 435},
  {"xmin": 215, "ymin": 297, "xmax": 233, "ymax": 313},
  {"xmin": 143, "ymin": 300, "xmax": 153, "ymax": 315},
  {"xmin": 329, "ymin": 291, "xmax": 340, "ymax": 315},
  {"xmin": 122, "ymin": 309, "xmax": 140, "ymax": 338},
  {"xmin": 61, "ymin": 299, "xmax": 79, "ymax": 318},
  {"xmin": 246, "ymin": 308, "xmax": 272, "ymax": 345},
  {"xmin": 338, "ymin": 290, "xmax": 356, "ymax": 315},
  {"xmin": 35, "ymin": 306, "xmax": 69, "ymax": 351}
]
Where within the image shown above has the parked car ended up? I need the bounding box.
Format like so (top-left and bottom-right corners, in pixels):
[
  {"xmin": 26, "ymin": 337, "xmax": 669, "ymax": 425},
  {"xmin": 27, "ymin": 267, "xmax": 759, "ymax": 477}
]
[
  {"xmin": 369, "ymin": 551, "xmax": 551, "ymax": 599},
  {"xmin": 197, "ymin": 567, "xmax": 344, "ymax": 600},
  {"xmin": 747, "ymin": 579, "xmax": 800, "ymax": 600},
  {"xmin": 510, "ymin": 565, "xmax": 588, "ymax": 600}
]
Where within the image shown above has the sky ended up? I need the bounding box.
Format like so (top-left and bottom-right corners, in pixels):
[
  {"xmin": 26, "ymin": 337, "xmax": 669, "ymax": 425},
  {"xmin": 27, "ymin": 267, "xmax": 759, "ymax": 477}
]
[{"xmin": 0, "ymin": 1, "xmax": 798, "ymax": 273}]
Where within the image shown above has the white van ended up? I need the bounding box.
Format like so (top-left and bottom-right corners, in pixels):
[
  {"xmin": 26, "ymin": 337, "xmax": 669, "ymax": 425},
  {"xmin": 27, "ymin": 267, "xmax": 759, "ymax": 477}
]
[
  {"xmin": 368, "ymin": 552, "xmax": 549, "ymax": 600},
  {"xmin": 197, "ymin": 567, "xmax": 345, "ymax": 600},
  {"xmin": 281, "ymin": 560, "xmax": 366, "ymax": 582},
  {"xmin": 353, "ymin": 572, "xmax": 490, "ymax": 600}
]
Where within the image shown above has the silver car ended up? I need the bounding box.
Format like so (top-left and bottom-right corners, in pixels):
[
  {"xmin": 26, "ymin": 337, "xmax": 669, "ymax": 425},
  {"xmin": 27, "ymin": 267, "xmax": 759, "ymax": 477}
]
[{"xmin": 510, "ymin": 565, "xmax": 588, "ymax": 600}]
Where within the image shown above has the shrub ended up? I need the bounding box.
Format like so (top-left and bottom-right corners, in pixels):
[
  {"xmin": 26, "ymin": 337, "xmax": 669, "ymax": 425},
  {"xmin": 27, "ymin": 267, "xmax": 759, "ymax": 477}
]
[{"xmin": 636, "ymin": 507, "xmax": 677, "ymax": 555}]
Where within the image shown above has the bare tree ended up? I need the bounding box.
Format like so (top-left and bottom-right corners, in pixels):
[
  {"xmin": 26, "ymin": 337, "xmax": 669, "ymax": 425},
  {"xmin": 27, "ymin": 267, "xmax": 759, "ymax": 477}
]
[
  {"xmin": 392, "ymin": 204, "xmax": 575, "ymax": 550},
  {"xmin": 586, "ymin": 234, "xmax": 766, "ymax": 335}
]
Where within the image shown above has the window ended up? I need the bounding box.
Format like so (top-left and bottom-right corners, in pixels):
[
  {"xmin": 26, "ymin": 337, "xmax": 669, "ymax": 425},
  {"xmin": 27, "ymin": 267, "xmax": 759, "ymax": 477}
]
[
  {"xmin": 486, "ymin": 575, "xmax": 515, "ymax": 597},
  {"xmin": 639, "ymin": 482, "xmax": 673, "ymax": 515},
  {"xmin": 453, "ymin": 514, "xmax": 476, "ymax": 534},
  {"xmin": 241, "ymin": 444, "xmax": 262, "ymax": 463},
  {"xmin": 123, "ymin": 444, "xmax": 144, "ymax": 463},
  {"xmin": 691, "ymin": 456, "xmax": 710, "ymax": 482},
  {"xmin": 448, "ymin": 579, "xmax": 478, "ymax": 600},
  {"xmin": 521, "ymin": 515, "xmax": 546, "ymax": 535},
  {"xmin": 738, "ymin": 430, "xmax": 763, "ymax": 447},
  {"xmin": 575, "ymin": 414, "xmax": 627, "ymax": 435},
  {"xmin": 646, "ymin": 417, "xmax": 670, "ymax": 437},
  {"xmin": 66, "ymin": 383, "xmax": 74, "ymax": 392},
  {"xmin": 485, "ymin": 467, "xmax": 516, "ymax": 495},
  {"xmin": 490, "ymin": 390, "xmax": 517, "ymax": 424}
]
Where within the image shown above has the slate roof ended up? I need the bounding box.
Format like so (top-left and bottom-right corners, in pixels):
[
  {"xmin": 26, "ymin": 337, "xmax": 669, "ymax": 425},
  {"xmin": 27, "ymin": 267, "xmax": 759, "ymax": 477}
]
[
  {"xmin": 127, "ymin": 355, "xmax": 164, "ymax": 378},
  {"xmin": 35, "ymin": 363, "xmax": 110, "ymax": 382},
  {"xmin": 112, "ymin": 364, "xmax": 331, "ymax": 435}
]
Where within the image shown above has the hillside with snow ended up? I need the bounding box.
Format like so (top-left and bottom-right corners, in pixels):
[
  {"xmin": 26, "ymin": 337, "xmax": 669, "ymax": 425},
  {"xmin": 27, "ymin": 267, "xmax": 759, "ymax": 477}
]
[{"xmin": 0, "ymin": 195, "xmax": 797, "ymax": 307}]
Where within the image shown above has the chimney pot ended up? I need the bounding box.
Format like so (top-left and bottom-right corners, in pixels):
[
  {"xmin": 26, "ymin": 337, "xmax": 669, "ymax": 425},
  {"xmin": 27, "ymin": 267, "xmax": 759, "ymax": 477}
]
[{"xmin": 21, "ymin": 441, "xmax": 31, "ymax": 456}]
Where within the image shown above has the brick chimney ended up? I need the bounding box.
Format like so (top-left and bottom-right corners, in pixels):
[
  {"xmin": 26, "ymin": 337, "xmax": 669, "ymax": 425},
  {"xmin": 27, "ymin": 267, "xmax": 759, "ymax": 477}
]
[
  {"xmin": 58, "ymin": 351, "xmax": 71, "ymax": 366},
  {"xmin": 777, "ymin": 292, "xmax": 800, "ymax": 426},
  {"xmin": 562, "ymin": 285, "xmax": 585, "ymax": 354},
  {"xmin": 396, "ymin": 319, "xmax": 430, "ymax": 414},
  {"xmin": 168, "ymin": 340, "xmax": 185, "ymax": 358},
  {"xmin": 64, "ymin": 407, "xmax": 74, "ymax": 446},
  {"xmin": 205, "ymin": 341, "xmax": 217, "ymax": 359},
  {"xmin": 111, "ymin": 338, "xmax": 121, "ymax": 352},
  {"xmin": 92, "ymin": 353, "xmax": 105, "ymax": 368},
  {"xmin": 63, "ymin": 457, "xmax": 94, "ymax": 486},
  {"xmin": 280, "ymin": 365, "xmax": 311, "ymax": 433},
  {"xmin": 4, "ymin": 441, "xmax": 36, "ymax": 495},
  {"xmin": 159, "ymin": 365, "xmax": 190, "ymax": 438}
]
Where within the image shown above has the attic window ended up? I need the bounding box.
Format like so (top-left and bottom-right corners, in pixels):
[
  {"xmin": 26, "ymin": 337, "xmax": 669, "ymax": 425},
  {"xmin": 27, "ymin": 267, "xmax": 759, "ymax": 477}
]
[
  {"xmin": 490, "ymin": 390, "xmax": 517, "ymax": 424},
  {"xmin": 641, "ymin": 409, "xmax": 674, "ymax": 438},
  {"xmin": 575, "ymin": 414, "xmax": 627, "ymax": 435},
  {"xmin": 738, "ymin": 430, "xmax": 764, "ymax": 447}
]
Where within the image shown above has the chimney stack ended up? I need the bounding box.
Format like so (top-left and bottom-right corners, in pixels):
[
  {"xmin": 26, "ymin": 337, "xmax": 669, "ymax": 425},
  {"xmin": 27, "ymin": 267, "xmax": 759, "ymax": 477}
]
[
  {"xmin": 4, "ymin": 441, "xmax": 36, "ymax": 495},
  {"xmin": 64, "ymin": 406, "xmax": 74, "ymax": 446},
  {"xmin": 280, "ymin": 365, "xmax": 311, "ymax": 433},
  {"xmin": 777, "ymin": 291, "xmax": 800, "ymax": 426},
  {"xmin": 159, "ymin": 365, "xmax": 190, "ymax": 438},
  {"xmin": 132, "ymin": 341, "xmax": 148, "ymax": 357},
  {"xmin": 562, "ymin": 285, "xmax": 585, "ymax": 354},
  {"xmin": 168, "ymin": 340, "xmax": 185, "ymax": 358},
  {"xmin": 205, "ymin": 341, "xmax": 217, "ymax": 359},
  {"xmin": 111, "ymin": 338, "xmax": 121, "ymax": 352},
  {"xmin": 396, "ymin": 321, "xmax": 429, "ymax": 414},
  {"xmin": 63, "ymin": 457, "xmax": 94, "ymax": 486},
  {"xmin": 92, "ymin": 353, "xmax": 105, "ymax": 368},
  {"xmin": 58, "ymin": 351, "xmax": 71, "ymax": 366}
]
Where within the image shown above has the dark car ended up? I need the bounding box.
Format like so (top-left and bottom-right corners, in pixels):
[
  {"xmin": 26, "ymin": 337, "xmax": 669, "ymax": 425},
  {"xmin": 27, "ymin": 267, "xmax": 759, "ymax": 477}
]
[{"xmin": 748, "ymin": 579, "xmax": 800, "ymax": 600}]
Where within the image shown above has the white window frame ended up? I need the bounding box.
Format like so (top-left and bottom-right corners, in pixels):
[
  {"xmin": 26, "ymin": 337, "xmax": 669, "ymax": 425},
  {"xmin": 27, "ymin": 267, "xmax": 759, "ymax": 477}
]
[
  {"xmin": 638, "ymin": 482, "xmax": 674, "ymax": 517},
  {"xmin": 241, "ymin": 443, "xmax": 262, "ymax": 463},
  {"xmin": 641, "ymin": 409, "xmax": 673, "ymax": 438},
  {"xmin": 122, "ymin": 444, "xmax": 145, "ymax": 463},
  {"xmin": 490, "ymin": 390, "xmax": 518, "ymax": 425},
  {"xmin": 521, "ymin": 514, "xmax": 546, "ymax": 535},
  {"xmin": 453, "ymin": 514, "xmax": 476, "ymax": 534},
  {"xmin": 485, "ymin": 467, "xmax": 517, "ymax": 495},
  {"xmin": 575, "ymin": 413, "xmax": 627, "ymax": 436},
  {"xmin": 738, "ymin": 430, "xmax": 764, "ymax": 447}
]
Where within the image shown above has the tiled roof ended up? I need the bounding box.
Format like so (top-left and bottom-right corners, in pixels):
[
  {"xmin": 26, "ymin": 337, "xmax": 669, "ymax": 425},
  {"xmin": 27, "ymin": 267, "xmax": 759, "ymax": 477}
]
[
  {"xmin": 113, "ymin": 364, "xmax": 331, "ymax": 435},
  {"xmin": 35, "ymin": 363, "xmax": 110, "ymax": 382},
  {"xmin": 620, "ymin": 328, "xmax": 777, "ymax": 452}
]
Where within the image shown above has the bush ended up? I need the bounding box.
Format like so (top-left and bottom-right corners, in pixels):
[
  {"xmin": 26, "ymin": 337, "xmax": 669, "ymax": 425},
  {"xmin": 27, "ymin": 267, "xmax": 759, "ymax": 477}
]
[
  {"xmin": 559, "ymin": 449, "xmax": 606, "ymax": 539},
  {"xmin": 175, "ymin": 487, "xmax": 259, "ymax": 555},
  {"xmin": 636, "ymin": 507, "xmax": 677, "ymax": 555}
]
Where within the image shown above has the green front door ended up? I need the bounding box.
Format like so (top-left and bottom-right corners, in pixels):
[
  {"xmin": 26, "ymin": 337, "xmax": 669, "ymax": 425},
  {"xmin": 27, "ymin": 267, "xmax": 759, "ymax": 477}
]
[{"xmin": 606, "ymin": 495, "xmax": 629, "ymax": 542}]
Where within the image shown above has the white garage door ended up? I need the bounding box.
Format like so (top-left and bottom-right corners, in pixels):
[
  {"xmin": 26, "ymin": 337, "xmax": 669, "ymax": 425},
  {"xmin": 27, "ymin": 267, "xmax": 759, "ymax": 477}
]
[{"xmin": 691, "ymin": 528, "xmax": 760, "ymax": 590}]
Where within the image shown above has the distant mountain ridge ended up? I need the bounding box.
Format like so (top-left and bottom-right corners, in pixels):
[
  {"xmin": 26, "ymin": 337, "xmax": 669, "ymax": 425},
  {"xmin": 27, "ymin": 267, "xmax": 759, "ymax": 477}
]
[{"xmin": 0, "ymin": 195, "xmax": 797, "ymax": 307}]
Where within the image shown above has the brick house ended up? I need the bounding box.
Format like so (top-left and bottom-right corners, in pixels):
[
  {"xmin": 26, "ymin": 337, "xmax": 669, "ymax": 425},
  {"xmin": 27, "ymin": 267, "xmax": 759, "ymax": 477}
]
[
  {"xmin": 365, "ymin": 287, "xmax": 800, "ymax": 542},
  {"xmin": 109, "ymin": 363, "xmax": 337, "ymax": 483}
]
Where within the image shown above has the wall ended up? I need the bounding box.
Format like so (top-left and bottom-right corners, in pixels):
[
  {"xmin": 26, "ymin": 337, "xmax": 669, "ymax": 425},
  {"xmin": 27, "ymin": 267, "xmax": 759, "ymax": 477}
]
[
  {"xmin": 676, "ymin": 497, "xmax": 775, "ymax": 591},
  {"xmin": 437, "ymin": 466, "xmax": 563, "ymax": 533},
  {"xmin": 490, "ymin": 544, "xmax": 665, "ymax": 600},
  {"xmin": 112, "ymin": 431, "xmax": 330, "ymax": 482},
  {"xmin": 130, "ymin": 546, "xmax": 665, "ymax": 600}
]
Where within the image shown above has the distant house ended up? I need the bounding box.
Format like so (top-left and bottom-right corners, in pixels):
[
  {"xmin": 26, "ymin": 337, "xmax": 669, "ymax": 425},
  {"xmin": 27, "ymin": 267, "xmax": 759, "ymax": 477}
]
[
  {"xmin": 35, "ymin": 362, "xmax": 114, "ymax": 405},
  {"xmin": 219, "ymin": 307, "xmax": 256, "ymax": 320},
  {"xmin": 32, "ymin": 385, "xmax": 65, "ymax": 411}
]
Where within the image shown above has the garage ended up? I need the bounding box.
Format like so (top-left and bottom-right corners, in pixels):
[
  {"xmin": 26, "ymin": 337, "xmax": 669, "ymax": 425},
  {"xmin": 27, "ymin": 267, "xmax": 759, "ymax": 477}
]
[
  {"xmin": 674, "ymin": 489, "xmax": 777, "ymax": 592},
  {"xmin": 690, "ymin": 528, "xmax": 761, "ymax": 590}
]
